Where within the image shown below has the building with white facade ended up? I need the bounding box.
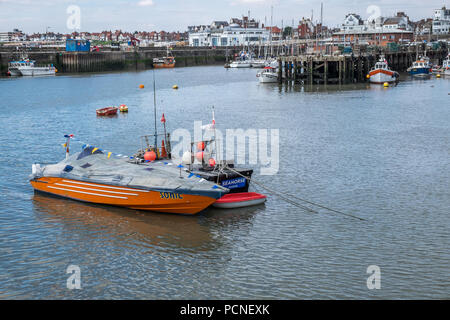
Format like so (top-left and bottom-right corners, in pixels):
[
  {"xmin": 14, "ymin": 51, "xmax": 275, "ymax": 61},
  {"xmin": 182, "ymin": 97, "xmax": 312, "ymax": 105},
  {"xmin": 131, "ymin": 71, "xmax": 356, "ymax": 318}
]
[
  {"xmin": 342, "ymin": 12, "xmax": 413, "ymax": 33},
  {"xmin": 342, "ymin": 14, "xmax": 365, "ymax": 32},
  {"xmin": 432, "ymin": 6, "xmax": 450, "ymax": 34},
  {"xmin": 189, "ymin": 18, "xmax": 270, "ymax": 47},
  {"xmin": 335, "ymin": 12, "xmax": 415, "ymax": 46},
  {"xmin": 0, "ymin": 29, "xmax": 25, "ymax": 42}
]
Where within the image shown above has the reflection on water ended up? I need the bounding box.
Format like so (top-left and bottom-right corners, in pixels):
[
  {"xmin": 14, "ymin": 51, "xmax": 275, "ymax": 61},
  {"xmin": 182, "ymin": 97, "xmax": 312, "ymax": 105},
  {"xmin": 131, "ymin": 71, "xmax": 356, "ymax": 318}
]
[
  {"xmin": 32, "ymin": 192, "xmax": 262, "ymax": 251},
  {"xmin": 32, "ymin": 193, "xmax": 214, "ymax": 250},
  {"xmin": 0, "ymin": 66, "xmax": 449, "ymax": 299}
]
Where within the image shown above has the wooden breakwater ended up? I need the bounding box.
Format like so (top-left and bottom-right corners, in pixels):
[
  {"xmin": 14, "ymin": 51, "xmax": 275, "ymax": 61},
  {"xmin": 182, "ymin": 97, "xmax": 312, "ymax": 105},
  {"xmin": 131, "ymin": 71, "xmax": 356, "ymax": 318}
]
[
  {"xmin": 278, "ymin": 48, "xmax": 448, "ymax": 84},
  {"xmin": 0, "ymin": 47, "xmax": 240, "ymax": 74}
]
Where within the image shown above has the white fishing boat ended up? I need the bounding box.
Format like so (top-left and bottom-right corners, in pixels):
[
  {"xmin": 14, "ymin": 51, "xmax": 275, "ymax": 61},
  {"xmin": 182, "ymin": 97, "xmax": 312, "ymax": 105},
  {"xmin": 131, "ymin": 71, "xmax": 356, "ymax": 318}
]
[
  {"xmin": 229, "ymin": 60, "xmax": 252, "ymax": 68},
  {"xmin": 8, "ymin": 59, "xmax": 56, "ymax": 76},
  {"xmin": 250, "ymin": 59, "xmax": 267, "ymax": 68},
  {"xmin": 256, "ymin": 66, "xmax": 278, "ymax": 83},
  {"xmin": 368, "ymin": 56, "xmax": 399, "ymax": 84}
]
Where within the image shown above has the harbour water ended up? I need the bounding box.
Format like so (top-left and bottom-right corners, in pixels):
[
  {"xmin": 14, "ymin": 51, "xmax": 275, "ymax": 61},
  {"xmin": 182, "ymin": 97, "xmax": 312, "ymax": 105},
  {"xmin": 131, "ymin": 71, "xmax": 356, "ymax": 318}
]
[{"xmin": 0, "ymin": 66, "xmax": 449, "ymax": 299}]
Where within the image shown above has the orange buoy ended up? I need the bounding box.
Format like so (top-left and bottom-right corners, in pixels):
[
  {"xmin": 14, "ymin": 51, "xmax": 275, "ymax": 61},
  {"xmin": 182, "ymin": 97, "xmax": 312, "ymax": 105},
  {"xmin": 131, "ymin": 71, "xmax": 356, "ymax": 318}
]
[
  {"xmin": 144, "ymin": 151, "xmax": 156, "ymax": 162},
  {"xmin": 139, "ymin": 84, "xmax": 145, "ymax": 89},
  {"xmin": 197, "ymin": 141, "xmax": 205, "ymax": 151}
]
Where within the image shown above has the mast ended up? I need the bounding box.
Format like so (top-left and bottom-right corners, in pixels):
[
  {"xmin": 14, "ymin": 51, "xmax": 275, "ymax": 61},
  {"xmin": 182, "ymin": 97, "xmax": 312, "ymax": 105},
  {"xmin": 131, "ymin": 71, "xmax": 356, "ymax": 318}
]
[
  {"xmin": 270, "ymin": 5, "xmax": 273, "ymax": 56},
  {"xmin": 152, "ymin": 70, "xmax": 158, "ymax": 149},
  {"xmin": 320, "ymin": 2, "xmax": 323, "ymax": 53},
  {"xmin": 247, "ymin": 10, "xmax": 250, "ymax": 54},
  {"xmin": 291, "ymin": 18, "xmax": 294, "ymax": 55},
  {"xmin": 243, "ymin": 13, "xmax": 247, "ymax": 56}
]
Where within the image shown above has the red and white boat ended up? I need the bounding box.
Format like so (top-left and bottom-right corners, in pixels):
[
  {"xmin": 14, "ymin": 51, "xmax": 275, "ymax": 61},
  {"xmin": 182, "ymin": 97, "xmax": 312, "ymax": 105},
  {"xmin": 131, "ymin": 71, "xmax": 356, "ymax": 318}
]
[
  {"xmin": 368, "ymin": 56, "xmax": 399, "ymax": 84},
  {"xmin": 213, "ymin": 192, "xmax": 267, "ymax": 209},
  {"xmin": 256, "ymin": 66, "xmax": 278, "ymax": 83},
  {"xmin": 96, "ymin": 106, "xmax": 118, "ymax": 116}
]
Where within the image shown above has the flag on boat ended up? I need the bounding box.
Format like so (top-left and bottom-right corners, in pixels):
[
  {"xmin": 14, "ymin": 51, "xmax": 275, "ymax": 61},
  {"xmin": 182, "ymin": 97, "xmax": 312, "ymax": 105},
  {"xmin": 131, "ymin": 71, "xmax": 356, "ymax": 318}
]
[{"xmin": 201, "ymin": 109, "xmax": 215, "ymax": 131}]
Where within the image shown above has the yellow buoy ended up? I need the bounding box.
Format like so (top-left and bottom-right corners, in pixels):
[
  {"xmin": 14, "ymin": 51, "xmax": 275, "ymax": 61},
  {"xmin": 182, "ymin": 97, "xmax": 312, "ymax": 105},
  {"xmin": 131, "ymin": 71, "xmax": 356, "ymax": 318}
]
[
  {"xmin": 436, "ymin": 74, "xmax": 441, "ymax": 78},
  {"xmin": 139, "ymin": 84, "xmax": 145, "ymax": 89},
  {"xmin": 172, "ymin": 85, "xmax": 179, "ymax": 89},
  {"xmin": 383, "ymin": 82, "xmax": 389, "ymax": 87},
  {"xmin": 366, "ymin": 74, "xmax": 370, "ymax": 79}
]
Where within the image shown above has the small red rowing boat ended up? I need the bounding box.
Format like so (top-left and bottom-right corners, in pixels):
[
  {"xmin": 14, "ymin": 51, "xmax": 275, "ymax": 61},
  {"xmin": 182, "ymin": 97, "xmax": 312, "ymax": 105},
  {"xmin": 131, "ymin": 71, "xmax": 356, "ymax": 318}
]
[
  {"xmin": 96, "ymin": 107, "xmax": 118, "ymax": 116},
  {"xmin": 213, "ymin": 192, "xmax": 267, "ymax": 209}
]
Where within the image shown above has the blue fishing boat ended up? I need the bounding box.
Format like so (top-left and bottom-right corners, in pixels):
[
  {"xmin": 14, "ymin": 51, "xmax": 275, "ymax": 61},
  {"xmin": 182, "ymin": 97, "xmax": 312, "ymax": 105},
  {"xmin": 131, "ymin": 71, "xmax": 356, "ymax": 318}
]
[{"xmin": 407, "ymin": 56, "xmax": 432, "ymax": 78}]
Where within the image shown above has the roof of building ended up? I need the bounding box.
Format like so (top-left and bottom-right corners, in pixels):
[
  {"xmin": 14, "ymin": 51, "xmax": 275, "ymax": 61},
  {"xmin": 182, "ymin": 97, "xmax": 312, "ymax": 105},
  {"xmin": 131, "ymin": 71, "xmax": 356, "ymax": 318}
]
[
  {"xmin": 265, "ymin": 26, "xmax": 281, "ymax": 33},
  {"xmin": 383, "ymin": 17, "xmax": 404, "ymax": 25}
]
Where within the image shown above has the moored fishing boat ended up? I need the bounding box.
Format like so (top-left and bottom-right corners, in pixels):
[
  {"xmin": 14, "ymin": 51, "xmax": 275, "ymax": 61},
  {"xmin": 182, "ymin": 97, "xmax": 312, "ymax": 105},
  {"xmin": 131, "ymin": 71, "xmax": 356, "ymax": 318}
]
[
  {"xmin": 132, "ymin": 109, "xmax": 265, "ymax": 209},
  {"xmin": 229, "ymin": 60, "xmax": 251, "ymax": 68},
  {"xmin": 256, "ymin": 66, "xmax": 278, "ymax": 83},
  {"xmin": 153, "ymin": 56, "xmax": 176, "ymax": 69},
  {"xmin": 30, "ymin": 145, "xmax": 227, "ymax": 214},
  {"xmin": 368, "ymin": 56, "xmax": 399, "ymax": 84},
  {"xmin": 407, "ymin": 56, "xmax": 432, "ymax": 78},
  {"xmin": 250, "ymin": 59, "xmax": 267, "ymax": 68},
  {"xmin": 8, "ymin": 58, "xmax": 56, "ymax": 76},
  {"xmin": 153, "ymin": 46, "xmax": 176, "ymax": 69}
]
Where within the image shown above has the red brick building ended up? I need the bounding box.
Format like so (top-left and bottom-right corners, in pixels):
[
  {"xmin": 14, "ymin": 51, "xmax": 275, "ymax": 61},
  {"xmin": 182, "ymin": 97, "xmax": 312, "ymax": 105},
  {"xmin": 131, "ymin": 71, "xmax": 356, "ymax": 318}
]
[{"xmin": 331, "ymin": 29, "xmax": 414, "ymax": 46}]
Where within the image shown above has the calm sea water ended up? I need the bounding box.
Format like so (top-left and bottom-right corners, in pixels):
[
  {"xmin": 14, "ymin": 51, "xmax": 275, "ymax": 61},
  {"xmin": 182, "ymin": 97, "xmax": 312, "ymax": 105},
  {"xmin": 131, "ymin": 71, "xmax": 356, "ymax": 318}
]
[{"xmin": 0, "ymin": 66, "xmax": 449, "ymax": 299}]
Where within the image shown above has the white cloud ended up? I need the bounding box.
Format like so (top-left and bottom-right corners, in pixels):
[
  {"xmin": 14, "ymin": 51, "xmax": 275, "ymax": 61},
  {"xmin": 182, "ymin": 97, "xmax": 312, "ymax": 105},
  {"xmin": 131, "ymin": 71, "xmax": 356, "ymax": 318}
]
[{"xmin": 137, "ymin": 0, "xmax": 154, "ymax": 6}]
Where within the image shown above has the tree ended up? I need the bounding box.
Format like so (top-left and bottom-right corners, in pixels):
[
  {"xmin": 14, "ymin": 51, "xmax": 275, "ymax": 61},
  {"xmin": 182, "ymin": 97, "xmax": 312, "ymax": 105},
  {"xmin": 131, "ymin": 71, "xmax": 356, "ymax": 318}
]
[{"xmin": 283, "ymin": 26, "xmax": 293, "ymax": 39}]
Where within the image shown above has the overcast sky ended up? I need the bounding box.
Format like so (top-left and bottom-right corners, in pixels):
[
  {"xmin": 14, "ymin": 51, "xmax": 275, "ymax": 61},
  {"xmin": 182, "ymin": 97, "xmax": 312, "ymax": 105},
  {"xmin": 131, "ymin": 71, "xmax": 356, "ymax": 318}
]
[{"xmin": 0, "ymin": 0, "xmax": 446, "ymax": 33}]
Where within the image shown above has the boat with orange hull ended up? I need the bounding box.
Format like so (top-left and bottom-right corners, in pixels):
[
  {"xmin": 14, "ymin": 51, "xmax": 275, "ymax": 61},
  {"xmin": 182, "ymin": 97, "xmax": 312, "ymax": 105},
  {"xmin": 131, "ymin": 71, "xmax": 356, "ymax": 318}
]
[
  {"xmin": 368, "ymin": 56, "xmax": 399, "ymax": 84},
  {"xmin": 30, "ymin": 146, "xmax": 227, "ymax": 214},
  {"xmin": 153, "ymin": 57, "xmax": 176, "ymax": 69},
  {"xmin": 30, "ymin": 177, "xmax": 217, "ymax": 214},
  {"xmin": 153, "ymin": 46, "xmax": 176, "ymax": 69}
]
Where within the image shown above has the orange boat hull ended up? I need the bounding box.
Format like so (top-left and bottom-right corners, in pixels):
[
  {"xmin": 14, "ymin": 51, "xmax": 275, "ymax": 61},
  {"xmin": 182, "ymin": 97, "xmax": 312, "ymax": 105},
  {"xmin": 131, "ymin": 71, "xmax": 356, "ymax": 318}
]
[
  {"xmin": 153, "ymin": 63, "xmax": 175, "ymax": 69},
  {"xmin": 30, "ymin": 177, "xmax": 216, "ymax": 214}
]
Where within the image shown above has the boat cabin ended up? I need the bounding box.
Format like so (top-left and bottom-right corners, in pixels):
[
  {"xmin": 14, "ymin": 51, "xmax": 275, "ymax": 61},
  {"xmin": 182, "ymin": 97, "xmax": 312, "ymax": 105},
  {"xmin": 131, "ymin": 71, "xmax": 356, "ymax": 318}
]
[
  {"xmin": 8, "ymin": 60, "xmax": 35, "ymax": 67},
  {"xmin": 374, "ymin": 61, "xmax": 388, "ymax": 70}
]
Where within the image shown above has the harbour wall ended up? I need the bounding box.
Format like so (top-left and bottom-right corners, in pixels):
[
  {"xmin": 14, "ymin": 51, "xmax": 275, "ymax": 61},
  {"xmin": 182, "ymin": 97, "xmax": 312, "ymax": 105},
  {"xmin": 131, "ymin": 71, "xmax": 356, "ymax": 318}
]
[{"xmin": 0, "ymin": 47, "xmax": 240, "ymax": 74}]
